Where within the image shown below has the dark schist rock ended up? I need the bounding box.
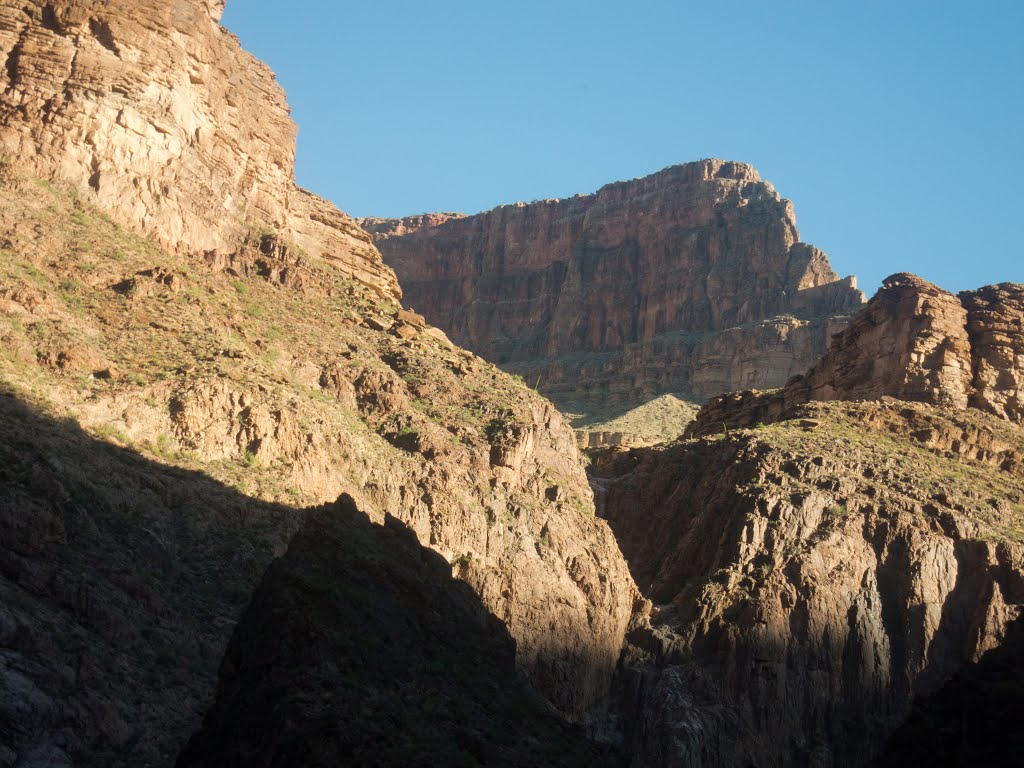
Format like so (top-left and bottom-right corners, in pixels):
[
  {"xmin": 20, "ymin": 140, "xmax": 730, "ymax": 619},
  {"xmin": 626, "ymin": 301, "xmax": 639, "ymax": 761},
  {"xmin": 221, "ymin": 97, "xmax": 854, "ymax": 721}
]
[{"xmin": 177, "ymin": 495, "xmax": 622, "ymax": 768}]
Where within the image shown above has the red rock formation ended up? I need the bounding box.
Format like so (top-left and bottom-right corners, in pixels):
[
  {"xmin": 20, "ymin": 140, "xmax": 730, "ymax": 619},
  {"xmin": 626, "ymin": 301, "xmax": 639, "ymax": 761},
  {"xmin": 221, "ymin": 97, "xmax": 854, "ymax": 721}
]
[
  {"xmin": 0, "ymin": 0, "xmax": 399, "ymax": 298},
  {"xmin": 361, "ymin": 160, "xmax": 865, "ymax": 404},
  {"xmin": 687, "ymin": 274, "xmax": 1024, "ymax": 437}
]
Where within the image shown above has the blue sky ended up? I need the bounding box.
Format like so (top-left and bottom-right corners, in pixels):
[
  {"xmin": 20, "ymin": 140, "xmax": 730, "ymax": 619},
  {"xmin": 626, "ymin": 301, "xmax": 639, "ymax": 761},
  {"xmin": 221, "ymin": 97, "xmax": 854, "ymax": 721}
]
[{"xmin": 222, "ymin": 1, "xmax": 1022, "ymax": 295}]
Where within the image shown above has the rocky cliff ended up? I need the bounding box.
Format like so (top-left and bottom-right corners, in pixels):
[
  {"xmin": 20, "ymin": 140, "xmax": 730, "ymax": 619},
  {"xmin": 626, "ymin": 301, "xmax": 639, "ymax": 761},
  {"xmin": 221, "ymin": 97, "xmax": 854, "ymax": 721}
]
[
  {"xmin": 0, "ymin": 3, "xmax": 641, "ymax": 762},
  {"xmin": 594, "ymin": 399, "xmax": 1024, "ymax": 766},
  {"xmin": 688, "ymin": 273, "xmax": 1024, "ymax": 437},
  {"xmin": 361, "ymin": 160, "xmax": 865, "ymax": 413},
  {"xmin": 0, "ymin": 0, "xmax": 399, "ymax": 298},
  {"xmin": 177, "ymin": 495, "xmax": 621, "ymax": 767},
  {"xmin": 0, "ymin": 159, "xmax": 640, "ymax": 765}
]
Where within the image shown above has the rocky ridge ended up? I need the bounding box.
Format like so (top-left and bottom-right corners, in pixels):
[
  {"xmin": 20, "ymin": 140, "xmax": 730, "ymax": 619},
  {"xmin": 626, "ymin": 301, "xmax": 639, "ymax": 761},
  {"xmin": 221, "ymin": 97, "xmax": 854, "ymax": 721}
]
[
  {"xmin": 594, "ymin": 399, "xmax": 1024, "ymax": 766},
  {"xmin": 361, "ymin": 160, "xmax": 865, "ymax": 427},
  {"xmin": 688, "ymin": 273, "xmax": 1024, "ymax": 437},
  {"xmin": 0, "ymin": 0, "xmax": 399, "ymax": 298}
]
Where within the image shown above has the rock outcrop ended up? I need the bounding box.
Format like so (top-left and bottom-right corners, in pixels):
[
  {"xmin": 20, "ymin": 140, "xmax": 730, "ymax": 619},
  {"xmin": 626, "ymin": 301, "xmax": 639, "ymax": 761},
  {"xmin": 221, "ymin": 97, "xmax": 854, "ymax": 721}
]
[
  {"xmin": 0, "ymin": 0, "xmax": 399, "ymax": 298},
  {"xmin": 688, "ymin": 274, "xmax": 1024, "ymax": 437},
  {"xmin": 361, "ymin": 160, "xmax": 865, "ymax": 410},
  {"xmin": 594, "ymin": 400, "xmax": 1024, "ymax": 766},
  {"xmin": 962, "ymin": 282, "xmax": 1024, "ymax": 424},
  {"xmin": 177, "ymin": 495, "xmax": 620, "ymax": 767}
]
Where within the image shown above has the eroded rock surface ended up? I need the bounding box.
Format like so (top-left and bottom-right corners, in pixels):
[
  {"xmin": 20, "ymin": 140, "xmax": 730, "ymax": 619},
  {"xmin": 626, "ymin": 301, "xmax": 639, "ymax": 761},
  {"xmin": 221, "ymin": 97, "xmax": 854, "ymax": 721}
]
[
  {"xmin": 177, "ymin": 495, "xmax": 622, "ymax": 768},
  {"xmin": 595, "ymin": 400, "xmax": 1024, "ymax": 766},
  {"xmin": 0, "ymin": 162, "xmax": 639, "ymax": 760},
  {"xmin": 962, "ymin": 282, "xmax": 1024, "ymax": 424},
  {"xmin": 0, "ymin": 0, "xmax": 399, "ymax": 298},
  {"xmin": 361, "ymin": 160, "xmax": 864, "ymax": 410},
  {"xmin": 688, "ymin": 274, "xmax": 1024, "ymax": 437}
]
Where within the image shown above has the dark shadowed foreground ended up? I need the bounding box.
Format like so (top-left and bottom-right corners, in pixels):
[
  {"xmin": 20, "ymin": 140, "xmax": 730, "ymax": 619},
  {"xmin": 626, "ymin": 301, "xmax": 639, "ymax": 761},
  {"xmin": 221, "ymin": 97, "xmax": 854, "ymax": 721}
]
[
  {"xmin": 178, "ymin": 494, "xmax": 620, "ymax": 767},
  {"xmin": 0, "ymin": 388, "xmax": 616, "ymax": 767}
]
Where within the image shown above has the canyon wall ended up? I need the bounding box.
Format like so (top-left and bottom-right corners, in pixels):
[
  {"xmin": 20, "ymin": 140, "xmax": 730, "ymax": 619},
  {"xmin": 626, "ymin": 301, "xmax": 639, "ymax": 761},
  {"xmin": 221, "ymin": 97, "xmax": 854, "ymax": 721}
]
[
  {"xmin": 596, "ymin": 400, "xmax": 1024, "ymax": 766},
  {"xmin": 362, "ymin": 160, "xmax": 865, "ymax": 405},
  {"xmin": 688, "ymin": 273, "xmax": 1024, "ymax": 436},
  {"xmin": 0, "ymin": 0, "xmax": 399, "ymax": 298},
  {"xmin": 0, "ymin": 3, "xmax": 641, "ymax": 763}
]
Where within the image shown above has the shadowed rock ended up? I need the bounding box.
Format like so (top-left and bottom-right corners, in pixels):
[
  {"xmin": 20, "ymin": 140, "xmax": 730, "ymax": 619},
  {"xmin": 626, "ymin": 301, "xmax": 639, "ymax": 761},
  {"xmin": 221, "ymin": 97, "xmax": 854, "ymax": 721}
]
[{"xmin": 177, "ymin": 495, "xmax": 622, "ymax": 768}]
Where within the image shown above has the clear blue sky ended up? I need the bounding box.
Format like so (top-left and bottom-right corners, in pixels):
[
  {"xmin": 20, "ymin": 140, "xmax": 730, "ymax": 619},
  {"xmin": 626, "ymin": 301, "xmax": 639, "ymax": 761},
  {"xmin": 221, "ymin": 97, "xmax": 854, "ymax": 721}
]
[{"xmin": 222, "ymin": 1, "xmax": 1022, "ymax": 295}]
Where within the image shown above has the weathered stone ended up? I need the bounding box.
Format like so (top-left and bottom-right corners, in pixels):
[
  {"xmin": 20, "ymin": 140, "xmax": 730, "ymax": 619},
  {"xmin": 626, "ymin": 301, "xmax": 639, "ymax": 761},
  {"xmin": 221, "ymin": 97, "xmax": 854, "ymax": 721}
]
[
  {"xmin": 361, "ymin": 160, "xmax": 865, "ymax": 406},
  {"xmin": 961, "ymin": 283, "xmax": 1024, "ymax": 423},
  {"xmin": 687, "ymin": 273, "xmax": 988, "ymax": 437},
  {"xmin": 0, "ymin": 0, "xmax": 399, "ymax": 299}
]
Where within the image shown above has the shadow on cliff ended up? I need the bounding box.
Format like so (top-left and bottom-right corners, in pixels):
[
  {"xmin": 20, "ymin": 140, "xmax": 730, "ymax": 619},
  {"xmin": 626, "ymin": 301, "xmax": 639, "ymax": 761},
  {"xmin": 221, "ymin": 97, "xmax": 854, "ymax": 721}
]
[
  {"xmin": 0, "ymin": 386, "xmax": 618, "ymax": 767},
  {"xmin": 876, "ymin": 612, "xmax": 1024, "ymax": 766}
]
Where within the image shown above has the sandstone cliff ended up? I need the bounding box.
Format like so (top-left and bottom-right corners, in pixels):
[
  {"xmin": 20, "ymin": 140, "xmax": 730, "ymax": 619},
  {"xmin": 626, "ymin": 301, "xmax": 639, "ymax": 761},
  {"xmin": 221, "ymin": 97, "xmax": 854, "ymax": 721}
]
[
  {"xmin": 361, "ymin": 160, "xmax": 865, "ymax": 415},
  {"xmin": 0, "ymin": 0, "xmax": 399, "ymax": 298},
  {"xmin": 594, "ymin": 400, "xmax": 1024, "ymax": 766},
  {"xmin": 688, "ymin": 273, "xmax": 1024, "ymax": 437}
]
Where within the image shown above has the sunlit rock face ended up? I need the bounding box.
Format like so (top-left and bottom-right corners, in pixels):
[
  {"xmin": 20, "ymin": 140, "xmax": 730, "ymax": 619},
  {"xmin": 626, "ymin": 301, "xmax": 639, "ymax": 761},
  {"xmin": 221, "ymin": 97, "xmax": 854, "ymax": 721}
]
[
  {"xmin": 362, "ymin": 159, "xmax": 865, "ymax": 405},
  {"xmin": 688, "ymin": 274, "xmax": 1024, "ymax": 437},
  {"xmin": 0, "ymin": 0, "xmax": 400, "ymax": 298}
]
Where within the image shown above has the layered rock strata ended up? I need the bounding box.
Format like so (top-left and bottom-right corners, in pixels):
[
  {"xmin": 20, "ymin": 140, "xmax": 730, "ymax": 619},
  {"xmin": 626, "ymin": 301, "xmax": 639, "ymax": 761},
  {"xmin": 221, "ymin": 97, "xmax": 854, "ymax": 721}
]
[
  {"xmin": 0, "ymin": 0, "xmax": 399, "ymax": 298},
  {"xmin": 595, "ymin": 400, "xmax": 1024, "ymax": 766},
  {"xmin": 962, "ymin": 282, "xmax": 1024, "ymax": 423},
  {"xmin": 688, "ymin": 274, "xmax": 1024, "ymax": 436},
  {"xmin": 361, "ymin": 160, "xmax": 865, "ymax": 407}
]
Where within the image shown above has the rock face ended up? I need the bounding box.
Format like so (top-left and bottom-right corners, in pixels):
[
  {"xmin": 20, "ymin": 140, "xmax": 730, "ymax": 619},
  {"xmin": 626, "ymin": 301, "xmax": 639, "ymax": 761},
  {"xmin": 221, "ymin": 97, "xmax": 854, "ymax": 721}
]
[
  {"xmin": 0, "ymin": 0, "xmax": 399, "ymax": 298},
  {"xmin": 688, "ymin": 274, "xmax": 1024, "ymax": 437},
  {"xmin": 361, "ymin": 160, "xmax": 865, "ymax": 407},
  {"xmin": 962, "ymin": 283, "xmax": 1024, "ymax": 424},
  {"xmin": 0, "ymin": 161, "xmax": 639, "ymax": 765},
  {"xmin": 594, "ymin": 400, "xmax": 1024, "ymax": 766},
  {"xmin": 879, "ymin": 613, "xmax": 1024, "ymax": 766},
  {"xmin": 177, "ymin": 495, "xmax": 620, "ymax": 767}
]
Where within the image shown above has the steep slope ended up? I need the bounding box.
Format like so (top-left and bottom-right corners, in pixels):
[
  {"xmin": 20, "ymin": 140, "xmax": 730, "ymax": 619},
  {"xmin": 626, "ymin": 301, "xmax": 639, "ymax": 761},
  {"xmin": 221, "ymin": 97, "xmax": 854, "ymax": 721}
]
[
  {"xmin": 878, "ymin": 613, "xmax": 1024, "ymax": 766},
  {"xmin": 177, "ymin": 495, "xmax": 621, "ymax": 768},
  {"xmin": 594, "ymin": 400, "xmax": 1024, "ymax": 766},
  {"xmin": 688, "ymin": 273, "xmax": 1024, "ymax": 437},
  {"xmin": 0, "ymin": 2, "xmax": 642, "ymax": 760},
  {"xmin": 0, "ymin": 159, "xmax": 637, "ymax": 748},
  {"xmin": 362, "ymin": 160, "xmax": 864, "ymax": 432},
  {"xmin": 0, "ymin": 0, "xmax": 398, "ymax": 297}
]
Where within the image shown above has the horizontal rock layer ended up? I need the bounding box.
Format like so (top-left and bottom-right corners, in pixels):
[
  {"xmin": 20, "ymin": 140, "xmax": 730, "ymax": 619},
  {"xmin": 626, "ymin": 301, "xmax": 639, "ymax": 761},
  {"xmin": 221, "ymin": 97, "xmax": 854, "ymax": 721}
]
[
  {"xmin": 0, "ymin": 0, "xmax": 399, "ymax": 298},
  {"xmin": 362, "ymin": 159, "xmax": 865, "ymax": 404}
]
